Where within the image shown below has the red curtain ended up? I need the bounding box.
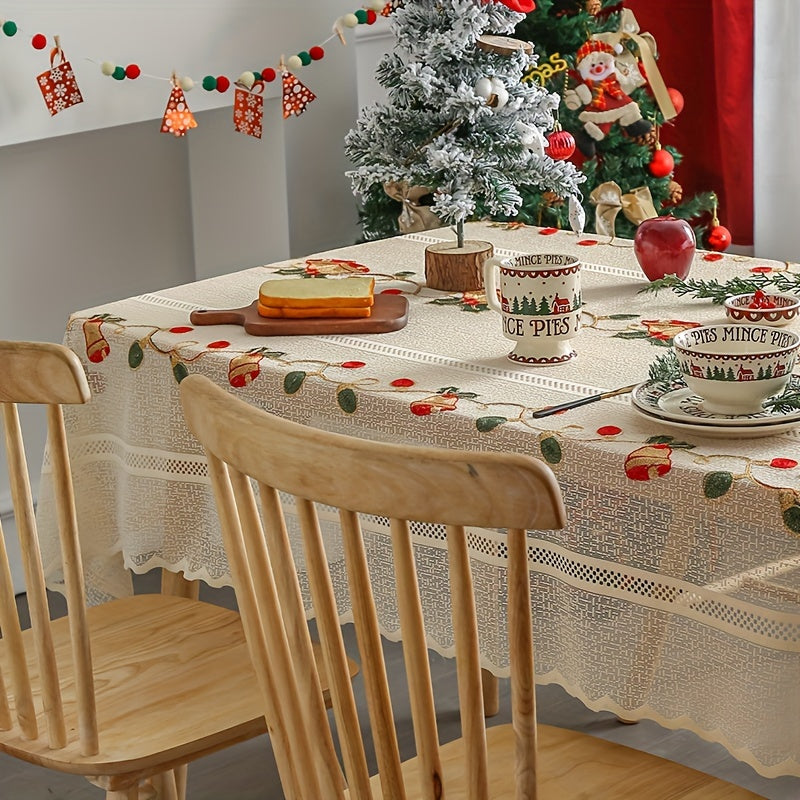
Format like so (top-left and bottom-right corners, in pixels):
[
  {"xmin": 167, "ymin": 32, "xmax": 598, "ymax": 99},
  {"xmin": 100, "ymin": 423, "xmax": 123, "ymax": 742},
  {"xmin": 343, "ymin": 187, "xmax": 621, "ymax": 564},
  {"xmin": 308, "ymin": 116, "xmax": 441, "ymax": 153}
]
[{"xmin": 625, "ymin": 0, "xmax": 753, "ymax": 246}]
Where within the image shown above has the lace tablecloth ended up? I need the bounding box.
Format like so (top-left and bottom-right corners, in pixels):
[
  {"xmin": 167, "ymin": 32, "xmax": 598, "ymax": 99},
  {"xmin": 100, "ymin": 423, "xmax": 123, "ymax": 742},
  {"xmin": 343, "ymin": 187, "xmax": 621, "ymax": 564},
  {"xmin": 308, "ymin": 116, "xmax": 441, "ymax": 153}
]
[{"xmin": 37, "ymin": 222, "xmax": 800, "ymax": 778}]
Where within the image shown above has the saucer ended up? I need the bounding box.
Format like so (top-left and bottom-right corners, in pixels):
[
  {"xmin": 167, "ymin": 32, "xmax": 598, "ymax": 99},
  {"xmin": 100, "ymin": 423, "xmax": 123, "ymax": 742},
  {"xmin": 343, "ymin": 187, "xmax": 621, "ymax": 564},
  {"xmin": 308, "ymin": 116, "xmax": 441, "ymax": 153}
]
[
  {"xmin": 629, "ymin": 401, "xmax": 800, "ymax": 439},
  {"xmin": 631, "ymin": 375, "xmax": 800, "ymax": 428}
]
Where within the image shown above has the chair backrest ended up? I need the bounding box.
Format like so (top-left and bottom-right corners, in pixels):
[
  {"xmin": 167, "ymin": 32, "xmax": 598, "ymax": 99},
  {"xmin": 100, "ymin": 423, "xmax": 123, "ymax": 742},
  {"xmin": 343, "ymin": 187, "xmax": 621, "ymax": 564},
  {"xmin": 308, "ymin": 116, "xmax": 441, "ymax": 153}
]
[
  {"xmin": 180, "ymin": 373, "xmax": 567, "ymax": 800},
  {"xmin": 0, "ymin": 340, "xmax": 98, "ymax": 755}
]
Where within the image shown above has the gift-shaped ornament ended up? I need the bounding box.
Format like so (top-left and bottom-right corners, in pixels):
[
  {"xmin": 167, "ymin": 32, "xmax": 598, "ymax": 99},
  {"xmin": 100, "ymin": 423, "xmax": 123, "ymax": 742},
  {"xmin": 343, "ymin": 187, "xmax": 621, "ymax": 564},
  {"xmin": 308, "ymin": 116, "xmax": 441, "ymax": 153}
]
[
  {"xmin": 282, "ymin": 72, "xmax": 316, "ymax": 119},
  {"xmin": 233, "ymin": 81, "xmax": 264, "ymax": 138},
  {"xmin": 37, "ymin": 41, "xmax": 83, "ymax": 117},
  {"xmin": 161, "ymin": 82, "xmax": 197, "ymax": 137}
]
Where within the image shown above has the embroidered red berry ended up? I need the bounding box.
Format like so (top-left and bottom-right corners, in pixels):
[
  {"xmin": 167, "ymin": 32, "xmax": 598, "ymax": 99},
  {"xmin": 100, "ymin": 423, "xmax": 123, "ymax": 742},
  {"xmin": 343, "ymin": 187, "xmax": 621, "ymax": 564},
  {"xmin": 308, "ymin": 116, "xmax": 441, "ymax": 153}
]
[
  {"xmin": 341, "ymin": 361, "xmax": 366, "ymax": 368},
  {"xmin": 391, "ymin": 378, "xmax": 415, "ymax": 387}
]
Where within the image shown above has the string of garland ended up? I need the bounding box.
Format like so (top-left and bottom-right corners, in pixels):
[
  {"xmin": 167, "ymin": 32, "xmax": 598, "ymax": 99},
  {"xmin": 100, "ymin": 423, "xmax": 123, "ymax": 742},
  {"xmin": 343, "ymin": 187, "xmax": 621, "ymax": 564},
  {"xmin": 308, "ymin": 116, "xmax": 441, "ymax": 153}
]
[{"xmin": 0, "ymin": 2, "xmax": 389, "ymax": 123}]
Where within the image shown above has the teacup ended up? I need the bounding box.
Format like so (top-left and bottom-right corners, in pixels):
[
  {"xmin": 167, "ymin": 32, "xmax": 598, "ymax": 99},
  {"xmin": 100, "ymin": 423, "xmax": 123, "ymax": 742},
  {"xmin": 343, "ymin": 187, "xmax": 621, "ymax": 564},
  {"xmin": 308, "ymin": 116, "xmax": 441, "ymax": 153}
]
[
  {"xmin": 483, "ymin": 253, "xmax": 581, "ymax": 365},
  {"xmin": 672, "ymin": 324, "xmax": 800, "ymax": 414}
]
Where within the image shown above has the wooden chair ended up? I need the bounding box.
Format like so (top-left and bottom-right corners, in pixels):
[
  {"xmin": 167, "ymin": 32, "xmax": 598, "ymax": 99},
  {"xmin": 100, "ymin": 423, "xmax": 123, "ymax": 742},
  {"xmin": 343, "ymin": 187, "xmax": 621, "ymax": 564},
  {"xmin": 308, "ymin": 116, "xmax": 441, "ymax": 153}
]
[
  {"xmin": 180, "ymin": 372, "xmax": 762, "ymax": 800},
  {"xmin": 0, "ymin": 341, "xmax": 352, "ymax": 800}
]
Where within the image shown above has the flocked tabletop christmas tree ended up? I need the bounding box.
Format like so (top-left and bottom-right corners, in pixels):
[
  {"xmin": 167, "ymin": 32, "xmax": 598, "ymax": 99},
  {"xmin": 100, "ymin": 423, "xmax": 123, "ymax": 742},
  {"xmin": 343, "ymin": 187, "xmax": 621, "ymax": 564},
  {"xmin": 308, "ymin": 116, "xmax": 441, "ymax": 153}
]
[{"xmin": 345, "ymin": 0, "xmax": 584, "ymax": 290}]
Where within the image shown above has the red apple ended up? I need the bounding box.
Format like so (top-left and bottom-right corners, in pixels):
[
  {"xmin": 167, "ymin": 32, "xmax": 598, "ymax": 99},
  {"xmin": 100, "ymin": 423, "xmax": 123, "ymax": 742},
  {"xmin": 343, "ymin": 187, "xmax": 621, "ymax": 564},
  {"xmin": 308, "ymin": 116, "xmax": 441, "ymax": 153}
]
[{"xmin": 633, "ymin": 216, "xmax": 696, "ymax": 281}]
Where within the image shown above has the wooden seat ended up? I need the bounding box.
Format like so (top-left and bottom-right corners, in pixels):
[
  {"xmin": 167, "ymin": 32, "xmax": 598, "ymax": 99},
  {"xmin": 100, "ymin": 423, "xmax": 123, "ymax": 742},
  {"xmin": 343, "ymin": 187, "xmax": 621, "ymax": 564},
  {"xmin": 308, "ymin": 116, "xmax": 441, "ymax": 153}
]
[
  {"xmin": 0, "ymin": 341, "xmax": 352, "ymax": 800},
  {"xmin": 180, "ymin": 372, "xmax": 763, "ymax": 799}
]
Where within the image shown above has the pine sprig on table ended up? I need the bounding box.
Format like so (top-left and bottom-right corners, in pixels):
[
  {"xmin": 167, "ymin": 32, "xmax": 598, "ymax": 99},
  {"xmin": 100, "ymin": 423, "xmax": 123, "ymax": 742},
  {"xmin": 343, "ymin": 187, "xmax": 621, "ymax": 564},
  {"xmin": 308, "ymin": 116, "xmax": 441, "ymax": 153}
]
[
  {"xmin": 639, "ymin": 273, "xmax": 800, "ymax": 304},
  {"xmin": 647, "ymin": 351, "xmax": 681, "ymax": 385}
]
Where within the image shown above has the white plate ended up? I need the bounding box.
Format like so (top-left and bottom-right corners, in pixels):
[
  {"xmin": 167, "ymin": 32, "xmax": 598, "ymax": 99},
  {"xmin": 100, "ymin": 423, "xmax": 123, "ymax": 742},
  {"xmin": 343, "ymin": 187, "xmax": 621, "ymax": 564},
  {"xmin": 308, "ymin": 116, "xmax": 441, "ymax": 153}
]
[
  {"xmin": 629, "ymin": 400, "xmax": 800, "ymax": 439},
  {"xmin": 631, "ymin": 375, "xmax": 800, "ymax": 427}
]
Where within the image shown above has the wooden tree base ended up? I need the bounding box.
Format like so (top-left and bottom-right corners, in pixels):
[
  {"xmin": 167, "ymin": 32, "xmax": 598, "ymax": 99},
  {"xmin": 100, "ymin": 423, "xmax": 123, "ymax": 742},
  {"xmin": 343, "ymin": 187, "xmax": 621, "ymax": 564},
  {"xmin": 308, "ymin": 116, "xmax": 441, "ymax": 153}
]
[{"xmin": 424, "ymin": 240, "xmax": 494, "ymax": 292}]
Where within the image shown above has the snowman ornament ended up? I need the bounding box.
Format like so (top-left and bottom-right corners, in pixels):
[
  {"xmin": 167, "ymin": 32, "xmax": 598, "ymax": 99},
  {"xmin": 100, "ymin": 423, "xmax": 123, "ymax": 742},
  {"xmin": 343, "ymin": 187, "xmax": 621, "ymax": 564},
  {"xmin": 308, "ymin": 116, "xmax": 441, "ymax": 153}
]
[{"xmin": 563, "ymin": 39, "xmax": 652, "ymax": 157}]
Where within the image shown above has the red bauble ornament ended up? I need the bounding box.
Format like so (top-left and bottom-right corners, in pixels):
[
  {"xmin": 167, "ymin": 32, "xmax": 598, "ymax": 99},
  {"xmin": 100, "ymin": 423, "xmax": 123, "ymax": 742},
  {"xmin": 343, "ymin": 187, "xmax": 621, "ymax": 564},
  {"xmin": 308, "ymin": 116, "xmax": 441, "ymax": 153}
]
[
  {"xmin": 496, "ymin": 0, "xmax": 536, "ymax": 11},
  {"xmin": 545, "ymin": 129, "xmax": 576, "ymax": 160},
  {"xmin": 649, "ymin": 147, "xmax": 674, "ymax": 178},
  {"xmin": 667, "ymin": 87, "xmax": 684, "ymax": 115},
  {"xmin": 705, "ymin": 224, "xmax": 732, "ymax": 252}
]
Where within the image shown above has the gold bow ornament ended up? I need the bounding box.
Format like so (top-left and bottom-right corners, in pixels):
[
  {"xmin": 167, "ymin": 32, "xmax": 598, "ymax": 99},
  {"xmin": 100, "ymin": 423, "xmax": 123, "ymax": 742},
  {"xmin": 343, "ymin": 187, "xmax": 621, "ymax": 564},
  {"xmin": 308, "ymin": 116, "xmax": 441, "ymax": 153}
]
[
  {"xmin": 589, "ymin": 181, "xmax": 657, "ymax": 238},
  {"xmin": 593, "ymin": 8, "xmax": 676, "ymax": 120},
  {"xmin": 383, "ymin": 181, "xmax": 443, "ymax": 234}
]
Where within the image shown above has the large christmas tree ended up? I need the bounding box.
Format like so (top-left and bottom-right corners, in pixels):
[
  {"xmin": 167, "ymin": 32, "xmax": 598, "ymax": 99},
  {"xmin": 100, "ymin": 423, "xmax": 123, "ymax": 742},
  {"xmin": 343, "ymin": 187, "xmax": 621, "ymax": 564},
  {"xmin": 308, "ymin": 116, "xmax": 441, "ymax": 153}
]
[
  {"xmin": 345, "ymin": 0, "xmax": 584, "ymax": 244},
  {"xmin": 512, "ymin": 0, "xmax": 718, "ymax": 241}
]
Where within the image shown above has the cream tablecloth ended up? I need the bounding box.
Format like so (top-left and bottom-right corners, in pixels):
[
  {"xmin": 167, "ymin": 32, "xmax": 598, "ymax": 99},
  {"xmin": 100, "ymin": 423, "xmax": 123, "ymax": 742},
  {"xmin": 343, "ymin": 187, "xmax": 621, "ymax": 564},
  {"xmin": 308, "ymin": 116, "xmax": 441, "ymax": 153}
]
[{"xmin": 37, "ymin": 222, "xmax": 800, "ymax": 778}]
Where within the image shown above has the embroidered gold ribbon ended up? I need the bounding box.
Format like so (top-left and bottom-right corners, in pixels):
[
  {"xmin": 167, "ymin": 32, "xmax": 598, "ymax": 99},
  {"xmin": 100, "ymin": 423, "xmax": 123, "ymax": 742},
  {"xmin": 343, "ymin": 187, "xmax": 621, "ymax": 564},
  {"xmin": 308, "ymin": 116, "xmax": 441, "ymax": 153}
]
[
  {"xmin": 383, "ymin": 181, "xmax": 442, "ymax": 234},
  {"xmin": 589, "ymin": 181, "xmax": 658, "ymax": 237},
  {"xmin": 593, "ymin": 8, "xmax": 676, "ymax": 120}
]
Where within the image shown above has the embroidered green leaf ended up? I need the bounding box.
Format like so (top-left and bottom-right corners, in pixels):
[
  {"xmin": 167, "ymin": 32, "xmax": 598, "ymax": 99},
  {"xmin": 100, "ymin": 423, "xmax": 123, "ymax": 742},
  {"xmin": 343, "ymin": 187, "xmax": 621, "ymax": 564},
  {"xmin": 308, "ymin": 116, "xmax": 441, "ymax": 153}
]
[
  {"xmin": 476, "ymin": 416, "xmax": 507, "ymax": 432},
  {"xmin": 394, "ymin": 270, "xmax": 415, "ymax": 277},
  {"xmin": 703, "ymin": 471, "xmax": 733, "ymax": 499},
  {"xmin": 608, "ymin": 314, "xmax": 640, "ymax": 320},
  {"xmin": 283, "ymin": 371, "xmax": 306, "ymax": 394},
  {"xmin": 128, "ymin": 341, "xmax": 144, "ymax": 369},
  {"xmin": 455, "ymin": 392, "xmax": 479, "ymax": 400},
  {"xmin": 646, "ymin": 435, "xmax": 675, "ymax": 445},
  {"xmin": 337, "ymin": 387, "xmax": 357, "ymax": 414},
  {"xmin": 782, "ymin": 502, "xmax": 800, "ymax": 535},
  {"xmin": 613, "ymin": 331, "xmax": 648, "ymax": 339},
  {"xmin": 262, "ymin": 351, "xmax": 286, "ymax": 359},
  {"xmin": 539, "ymin": 436, "xmax": 562, "ymax": 464},
  {"xmin": 172, "ymin": 362, "xmax": 188, "ymax": 383}
]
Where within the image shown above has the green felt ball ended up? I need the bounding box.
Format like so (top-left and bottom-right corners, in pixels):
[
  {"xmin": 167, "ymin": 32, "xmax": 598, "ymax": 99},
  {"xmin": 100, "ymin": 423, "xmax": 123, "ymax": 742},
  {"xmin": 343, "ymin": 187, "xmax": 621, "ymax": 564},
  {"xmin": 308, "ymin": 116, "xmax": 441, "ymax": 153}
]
[
  {"xmin": 354, "ymin": 9, "xmax": 368, "ymax": 23},
  {"xmin": 202, "ymin": 75, "xmax": 217, "ymax": 91},
  {"xmin": 112, "ymin": 66, "xmax": 126, "ymax": 80},
  {"xmin": 298, "ymin": 51, "xmax": 311, "ymax": 66},
  {"xmin": 253, "ymin": 71, "xmax": 262, "ymax": 81},
  {"xmin": 2, "ymin": 21, "xmax": 18, "ymax": 37}
]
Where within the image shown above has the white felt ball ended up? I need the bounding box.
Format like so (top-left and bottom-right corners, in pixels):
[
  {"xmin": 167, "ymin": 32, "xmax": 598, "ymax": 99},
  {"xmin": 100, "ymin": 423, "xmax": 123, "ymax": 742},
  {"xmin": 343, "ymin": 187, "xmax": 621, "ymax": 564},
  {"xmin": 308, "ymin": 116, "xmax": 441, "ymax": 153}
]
[
  {"xmin": 474, "ymin": 76, "xmax": 493, "ymax": 100},
  {"xmin": 342, "ymin": 13, "xmax": 359, "ymax": 27},
  {"xmin": 286, "ymin": 54, "xmax": 303, "ymax": 70},
  {"xmin": 179, "ymin": 76, "xmax": 194, "ymax": 92},
  {"xmin": 100, "ymin": 61, "xmax": 115, "ymax": 76},
  {"xmin": 238, "ymin": 71, "xmax": 255, "ymax": 89}
]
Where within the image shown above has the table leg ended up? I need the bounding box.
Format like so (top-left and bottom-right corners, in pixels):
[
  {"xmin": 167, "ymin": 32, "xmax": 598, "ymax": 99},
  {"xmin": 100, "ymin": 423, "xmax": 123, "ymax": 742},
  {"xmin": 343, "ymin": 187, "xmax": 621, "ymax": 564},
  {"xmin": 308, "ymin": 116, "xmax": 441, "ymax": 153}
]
[
  {"xmin": 481, "ymin": 668, "xmax": 499, "ymax": 717},
  {"xmin": 160, "ymin": 569, "xmax": 200, "ymax": 600}
]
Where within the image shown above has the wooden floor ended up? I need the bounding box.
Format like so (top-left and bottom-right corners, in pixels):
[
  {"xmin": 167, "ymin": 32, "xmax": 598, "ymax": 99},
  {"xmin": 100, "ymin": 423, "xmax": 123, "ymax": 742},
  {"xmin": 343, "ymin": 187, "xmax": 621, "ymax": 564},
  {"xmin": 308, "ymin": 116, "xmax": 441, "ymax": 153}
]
[{"xmin": 2, "ymin": 572, "xmax": 798, "ymax": 800}]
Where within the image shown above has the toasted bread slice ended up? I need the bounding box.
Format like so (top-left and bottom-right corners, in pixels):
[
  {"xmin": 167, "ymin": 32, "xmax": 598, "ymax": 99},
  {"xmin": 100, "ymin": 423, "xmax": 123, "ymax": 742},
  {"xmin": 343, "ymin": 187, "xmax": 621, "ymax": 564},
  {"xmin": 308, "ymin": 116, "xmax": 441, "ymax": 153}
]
[
  {"xmin": 259, "ymin": 276, "xmax": 375, "ymax": 308},
  {"xmin": 256, "ymin": 303, "xmax": 372, "ymax": 319}
]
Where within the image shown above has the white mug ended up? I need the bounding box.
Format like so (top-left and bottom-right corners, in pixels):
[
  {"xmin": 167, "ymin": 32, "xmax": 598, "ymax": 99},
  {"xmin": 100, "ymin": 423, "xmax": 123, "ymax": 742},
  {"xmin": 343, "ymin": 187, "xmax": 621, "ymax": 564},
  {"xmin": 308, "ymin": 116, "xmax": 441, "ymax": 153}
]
[{"xmin": 483, "ymin": 253, "xmax": 582, "ymax": 365}]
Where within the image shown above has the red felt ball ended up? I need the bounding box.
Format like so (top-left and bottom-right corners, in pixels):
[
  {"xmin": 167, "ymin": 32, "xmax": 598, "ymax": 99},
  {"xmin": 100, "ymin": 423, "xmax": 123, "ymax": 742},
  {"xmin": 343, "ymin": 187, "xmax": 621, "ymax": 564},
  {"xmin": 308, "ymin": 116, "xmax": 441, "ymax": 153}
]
[
  {"xmin": 705, "ymin": 224, "xmax": 732, "ymax": 252},
  {"xmin": 309, "ymin": 46, "xmax": 324, "ymax": 61},
  {"xmin": 668, "ymin": 87, "xmax": 684, "ymax": 115},
  {"xmin": 31, "ymin": 33, "xmax": 47, "ymax": 50},
  {"xmin": 545, "ymin": 129, "xmax": 576, "ymax": 161},
  {"xmin": 216, "ymin": 75, "xmax": 230, "ymax": 92},
  {"xmin": 366, "ymin": 9, "xmax": 377, "ymax": 23},
  {"xmin": 649, "ymin": 148, "xmax": 674, "ymax": 178},
  {"xmin": 125, "ymin": 63, "xmax": 141, "ymax": 79},
  {"xmin": 262, "ymin": 67, "xmax": 277, "ymax": 82}
]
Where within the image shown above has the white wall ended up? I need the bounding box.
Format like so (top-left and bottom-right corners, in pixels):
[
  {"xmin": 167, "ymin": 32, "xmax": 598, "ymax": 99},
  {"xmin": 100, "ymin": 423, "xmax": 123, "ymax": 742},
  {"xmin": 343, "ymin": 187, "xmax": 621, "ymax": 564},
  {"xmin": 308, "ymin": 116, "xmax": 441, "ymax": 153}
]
[{"xmin": 0, "ymin": 2, "xmax": 392, "ymax": 592}]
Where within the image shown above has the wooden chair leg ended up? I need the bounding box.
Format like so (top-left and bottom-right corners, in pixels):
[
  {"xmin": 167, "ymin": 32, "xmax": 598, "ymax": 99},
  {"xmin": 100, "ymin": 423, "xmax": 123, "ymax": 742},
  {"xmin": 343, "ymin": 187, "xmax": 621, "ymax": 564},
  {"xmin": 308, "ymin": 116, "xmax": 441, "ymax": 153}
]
[
  {"xmin": 481, "ymin": 668, "xmax": 499, "ymax": 717},
  {"xmin": 173, "ymin": 765, "xmax": 188, "ymax": 800},
  {"xmin": 160, "ymin": 569, "xmax": 200, "ymax": 600}
]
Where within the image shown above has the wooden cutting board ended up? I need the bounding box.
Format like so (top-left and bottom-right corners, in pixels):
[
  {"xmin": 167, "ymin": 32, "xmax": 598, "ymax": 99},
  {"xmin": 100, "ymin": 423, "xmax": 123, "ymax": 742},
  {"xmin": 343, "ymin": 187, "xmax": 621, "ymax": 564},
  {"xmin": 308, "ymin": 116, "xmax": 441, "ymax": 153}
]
[{"xmin": 189, "ymin": 293, "xmax": 409, "ymax": 336}]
